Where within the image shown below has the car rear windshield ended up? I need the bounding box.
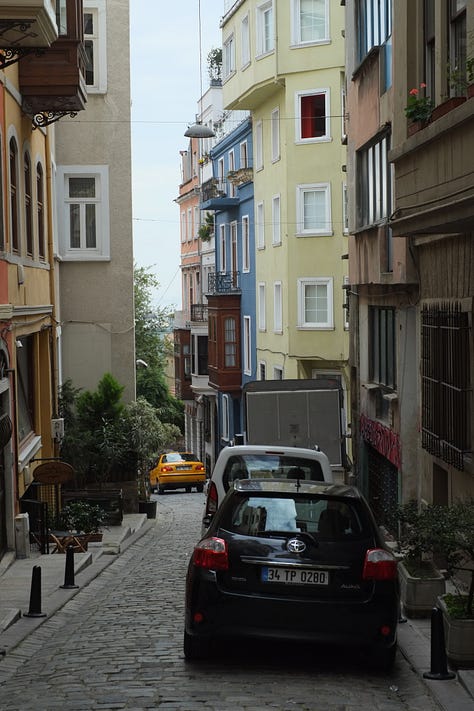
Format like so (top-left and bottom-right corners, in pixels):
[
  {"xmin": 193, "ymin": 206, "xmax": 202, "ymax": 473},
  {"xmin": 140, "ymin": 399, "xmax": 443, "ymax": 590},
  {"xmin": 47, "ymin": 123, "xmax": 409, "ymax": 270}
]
[
  {"xmin": 222, "ymin": 494, "xmax": 368, "ymax": 540},
  {"xmin": 163, "ymin": 453, "xmax": 197, "ymax": 463},
  {"xmin": 222, "ymin": 454, "xmax": 324, "ymax": 491}
]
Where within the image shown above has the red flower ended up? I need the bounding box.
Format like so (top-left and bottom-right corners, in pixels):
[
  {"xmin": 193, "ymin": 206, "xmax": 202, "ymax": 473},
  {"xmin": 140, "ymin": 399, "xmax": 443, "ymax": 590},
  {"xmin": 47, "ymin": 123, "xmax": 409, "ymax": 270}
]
[{"xmin": 409, "ymin": 88, "xmax": 419, "ymax": 96}]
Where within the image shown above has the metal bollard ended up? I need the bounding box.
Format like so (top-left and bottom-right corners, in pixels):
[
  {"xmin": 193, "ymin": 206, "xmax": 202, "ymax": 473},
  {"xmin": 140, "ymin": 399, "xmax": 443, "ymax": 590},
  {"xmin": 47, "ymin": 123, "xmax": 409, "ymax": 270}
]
[
  {"xmin": 60, "ymin": 544, "xmax": 79, "ymax": 589},
  {"xmin": 24, "ymin": 565, "xmax": 47, "ymax": 618},
  {"xmin": 423, "ymin": 606, "xmax": 456, "ymax": 680}
]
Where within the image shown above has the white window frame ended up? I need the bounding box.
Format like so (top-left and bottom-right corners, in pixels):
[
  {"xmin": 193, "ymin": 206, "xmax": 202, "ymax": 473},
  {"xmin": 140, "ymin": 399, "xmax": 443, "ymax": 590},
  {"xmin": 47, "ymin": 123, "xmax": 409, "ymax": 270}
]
[
  {"xmin": 296, "ymin": 182, "xmax": 332, "ymax": 236},
  {"xmin": 240, "ymin": 140, "xmax": 248, "ymax": 168},
  {"xmin": 297, "ymin": 277, "xmax": 334, "ymax": 329},
  {"xmin": 223, "ymin": 33, "xmax": 235, "ymax": 79},
  {"xmin": 187, "ymin": 207, "xmax": 193, "ymax": 241},
  {"xmin": 84, "ymin": 0, "xmax": 107, "ymax": 93},
  {"xmin": 219, "ymin": 223, "xmax": 226, "ymax": 272},
  {"xmin": 241, "ymin": 13, "xmax": 250, "ymax": 67},
  {"xmin": 273, "ymin": 366, "xmax": 283, "ymax": 380},
  {"xmin": 221, "ymin": 394, "xmax": 230, "ymax": 441},
  {"xmin": 291, "ymin": 0, "xmax": 329, "ymax": 46},
  {"xmin": 230, "ymin": 220, "xmax": 238, "ymax": 274},
  {"xmin": 295, "ymin": 88, "xmax": 330, "ymax": 143},
  {"xmin": 181, "ymin": 211, "xmax": 186, "ymax": 242},
  {"xmin": 258, "ymin": 282, "xmax": 266, "ymax": 331},
  {"xmin": 342, "ymin": 183, "xmax": 349, "ymax": 234},
  {"xmin": 193, "ymin": 205, "xmax": 200, "ymax": 240},
  {"xmin": 274, "ymin": 281, "xmax": 283, "ymax": 334},
  {"xmin": 242, "ymin": 215, "xmax": 250, "ymax": 272},
  {"xmin": 57, "ymin": 165, "xmax": 110, "ymax": 260},
  {"xmin": 228, "ymin": 149, "xmax": 236, "ymax": 197},
  {"xmin": 255, "ymin": 120, "xmax": 263, "ymax": 171},
  {"xmin": 272, "ymin": 194, "xmax": 281, "ymax": 245},
  {"xmin": 271, "ymin": 107, "xmax": 280, "ymax": 162},
  {"xmin": 243, "ymin": 315, "xmax": 251, "ymax": 375},
  {"xmin": 256, "ymin": 0, "xmax": 274, "ymax": 57},
  {"xmin": 259, "ymin": 360, "xmax": 267, "ymax": 380},
  {"xmin": 256, "ymin": 201, "xmax": 265, "ymax": 249}
]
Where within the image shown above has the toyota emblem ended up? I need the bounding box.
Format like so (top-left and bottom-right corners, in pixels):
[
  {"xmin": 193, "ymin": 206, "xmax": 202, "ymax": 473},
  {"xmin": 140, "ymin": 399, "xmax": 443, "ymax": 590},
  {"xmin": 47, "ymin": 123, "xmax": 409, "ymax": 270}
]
[{"xmin": 287, "ymin": 538, "xmax": 306, "ymax": 554}]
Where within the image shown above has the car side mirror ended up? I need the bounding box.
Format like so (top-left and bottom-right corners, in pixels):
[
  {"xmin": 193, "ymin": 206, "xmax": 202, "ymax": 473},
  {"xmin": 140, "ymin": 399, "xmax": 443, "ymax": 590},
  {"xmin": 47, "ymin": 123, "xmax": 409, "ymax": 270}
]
[{"xmin": 202, "ymin": 514, "xmax": 213, "ymax": 528}]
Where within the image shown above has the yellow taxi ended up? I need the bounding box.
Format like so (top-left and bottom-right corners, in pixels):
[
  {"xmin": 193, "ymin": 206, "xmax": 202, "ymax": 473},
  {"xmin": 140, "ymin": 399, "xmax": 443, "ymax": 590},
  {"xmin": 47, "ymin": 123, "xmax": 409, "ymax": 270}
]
[{"xmin": 150, "ymin": 452, "xmax": 206, "ymax": 494}]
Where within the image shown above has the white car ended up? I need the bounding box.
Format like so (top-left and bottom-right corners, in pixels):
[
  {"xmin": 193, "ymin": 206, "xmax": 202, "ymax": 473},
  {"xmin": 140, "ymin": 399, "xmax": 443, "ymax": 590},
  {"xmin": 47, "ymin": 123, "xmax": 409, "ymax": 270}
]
[{"xmin": 202, "ymin": 444, "xmax": 333, "ymax": 529}]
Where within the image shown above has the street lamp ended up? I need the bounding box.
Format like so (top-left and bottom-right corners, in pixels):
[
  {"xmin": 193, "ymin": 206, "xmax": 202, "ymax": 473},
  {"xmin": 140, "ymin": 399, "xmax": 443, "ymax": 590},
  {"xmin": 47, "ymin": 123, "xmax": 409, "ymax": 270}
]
[{"xmin": 184, "ymin": 0, "xmax": 215, "ymax": 139}]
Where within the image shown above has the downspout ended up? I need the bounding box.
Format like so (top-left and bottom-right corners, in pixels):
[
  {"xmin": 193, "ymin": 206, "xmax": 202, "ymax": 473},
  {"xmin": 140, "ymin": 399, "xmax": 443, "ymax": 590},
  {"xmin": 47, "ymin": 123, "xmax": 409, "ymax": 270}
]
[{"xmin": 45, "ymin": 127, "xmax": 59, "ymax": 457}]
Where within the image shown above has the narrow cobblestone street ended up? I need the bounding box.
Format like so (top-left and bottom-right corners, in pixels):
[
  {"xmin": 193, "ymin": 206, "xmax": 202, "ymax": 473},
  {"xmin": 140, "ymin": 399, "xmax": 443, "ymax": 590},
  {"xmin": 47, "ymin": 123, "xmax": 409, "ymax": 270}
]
[{"xmin": 0, "ymin": 494, "xmax": 442, "ymax": 710}]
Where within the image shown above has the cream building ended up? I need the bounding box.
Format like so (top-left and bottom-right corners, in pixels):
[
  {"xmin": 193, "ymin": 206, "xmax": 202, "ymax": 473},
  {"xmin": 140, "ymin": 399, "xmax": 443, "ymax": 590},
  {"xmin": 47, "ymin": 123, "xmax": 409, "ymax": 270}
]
[{"xmin": 221, "ymin": 0, "xmax": 350, "ymax": 439}]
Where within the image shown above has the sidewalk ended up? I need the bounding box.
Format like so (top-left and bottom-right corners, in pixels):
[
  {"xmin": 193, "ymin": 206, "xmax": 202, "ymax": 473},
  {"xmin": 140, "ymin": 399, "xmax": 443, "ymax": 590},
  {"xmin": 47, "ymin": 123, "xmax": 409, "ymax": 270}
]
[
  {"xmin": 1, "ymin": 518, "xmax": 474, "ymax": 711},
  {"xmin": 0, "ymin": 513, "xmax": 153, "ymax": 656}
]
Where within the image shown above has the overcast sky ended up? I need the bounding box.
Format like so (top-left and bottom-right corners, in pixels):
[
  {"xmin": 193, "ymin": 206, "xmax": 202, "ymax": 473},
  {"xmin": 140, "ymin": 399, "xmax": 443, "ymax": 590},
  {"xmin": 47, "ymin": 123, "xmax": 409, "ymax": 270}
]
[{"xmin": 130, "ymin": 0, "xmax": 224, "ymax": 310}]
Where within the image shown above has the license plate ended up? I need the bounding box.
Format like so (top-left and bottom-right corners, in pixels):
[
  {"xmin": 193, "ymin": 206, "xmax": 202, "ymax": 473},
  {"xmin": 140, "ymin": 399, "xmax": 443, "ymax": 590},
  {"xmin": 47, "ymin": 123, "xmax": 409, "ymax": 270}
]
[
  {"xmin": 176, "ymin": 465, "xmax": 191, "ymax": 471},
  {"xmin": 262, "ymin": 567, "xmax": 329, "ymax": 585}
]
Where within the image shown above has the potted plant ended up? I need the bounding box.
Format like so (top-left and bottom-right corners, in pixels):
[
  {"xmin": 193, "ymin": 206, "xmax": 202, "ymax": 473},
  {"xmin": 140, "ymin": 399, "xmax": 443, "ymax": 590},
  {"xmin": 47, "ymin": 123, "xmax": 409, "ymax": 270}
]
[
  {"xmin": 396, "ymin": 501, "xmax": 446, "ymax": 618},
  {"xmin": 448, "ymin": 56, "xmax": 474, "ymax": 99},
  {"xmin": 404, "ymin": 83, "xmax": 433, "ymax": 135},
  {"xmin": 198, "ymin": 212, "xmax": 215, "ymax": 242},
  {"xmin": 58, "ymin": 501, "xmax": 107, "ymax": 542},
  {"xmin": 427, "ymin": 500, "xmax": 474, "ymax": 667}
]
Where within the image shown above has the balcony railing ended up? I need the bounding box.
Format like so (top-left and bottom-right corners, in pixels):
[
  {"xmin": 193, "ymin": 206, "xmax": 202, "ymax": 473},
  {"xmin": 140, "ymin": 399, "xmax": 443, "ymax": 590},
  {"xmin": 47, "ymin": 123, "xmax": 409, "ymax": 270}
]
[
  {"xmin": 207, "ymin": 271, "xmax": 240, "ymax": 294},
  {"xmin": 200, "ymin": 178, "xmax": 228, "ymax": 203},
  {"xmin": 191, "ymin": 304, "xmax": 208, "ymax": 322}
]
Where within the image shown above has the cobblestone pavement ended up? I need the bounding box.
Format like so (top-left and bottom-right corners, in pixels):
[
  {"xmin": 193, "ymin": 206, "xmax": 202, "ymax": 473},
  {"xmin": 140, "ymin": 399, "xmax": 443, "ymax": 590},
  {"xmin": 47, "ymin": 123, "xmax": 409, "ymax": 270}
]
[{"xmin": 0, "ymin": 494, "xmax": 443, "ymax": 710}]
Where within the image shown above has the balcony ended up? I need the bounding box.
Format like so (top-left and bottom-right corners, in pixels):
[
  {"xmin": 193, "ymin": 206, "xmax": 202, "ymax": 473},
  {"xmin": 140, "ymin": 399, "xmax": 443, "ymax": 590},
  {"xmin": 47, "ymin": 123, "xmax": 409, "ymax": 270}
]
[
  {"xmin": 18, "ymin": 0, "xmax": 87, "ymax": 123},
  {"xmin": 207, "ymin": 271, "xmax": 240, "ymax": 294},
  {"xmin": 0, "ymin": 1, "xmax": 58, "ymax": 48},
  {"xmin": 200, "ymin": 178, "xmax": 239, "ymax": 210},
  {"xmin": 190, "ymin": 304, "xmax": 208, "ymax": 322}
]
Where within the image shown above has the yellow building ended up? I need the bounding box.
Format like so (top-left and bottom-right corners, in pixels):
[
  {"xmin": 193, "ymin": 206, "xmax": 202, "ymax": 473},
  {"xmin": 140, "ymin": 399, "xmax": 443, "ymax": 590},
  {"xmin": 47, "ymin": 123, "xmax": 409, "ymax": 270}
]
[{"xmin": 221, "ymin": 0, "xmax": 350, "ymax": 447}]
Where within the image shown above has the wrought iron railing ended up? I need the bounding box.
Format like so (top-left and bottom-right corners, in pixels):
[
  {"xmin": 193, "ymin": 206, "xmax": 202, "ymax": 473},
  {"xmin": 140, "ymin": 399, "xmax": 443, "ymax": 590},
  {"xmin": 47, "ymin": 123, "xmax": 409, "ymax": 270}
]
[
  {"xmin": 207, "ymin": 271, "xmax": 240, "ymax": 294},
  {"xmin": 191, "ymin": 304, "xmax": 208, "ymax": 322},
  {"xmin": 200, "ymin": 178, "xmax": 228, "ymax": 202}
]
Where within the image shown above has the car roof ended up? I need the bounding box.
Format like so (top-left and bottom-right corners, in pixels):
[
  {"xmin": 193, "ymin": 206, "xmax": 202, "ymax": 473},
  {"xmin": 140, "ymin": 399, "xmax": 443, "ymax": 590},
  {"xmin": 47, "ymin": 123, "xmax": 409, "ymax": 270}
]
[
  {"xmin": 217, "ymin": 445, "xmax": 329, "ymax": 457},
  {"xmin": 232, "ymin": 479, "xmax": 362, "ymax": 499}
]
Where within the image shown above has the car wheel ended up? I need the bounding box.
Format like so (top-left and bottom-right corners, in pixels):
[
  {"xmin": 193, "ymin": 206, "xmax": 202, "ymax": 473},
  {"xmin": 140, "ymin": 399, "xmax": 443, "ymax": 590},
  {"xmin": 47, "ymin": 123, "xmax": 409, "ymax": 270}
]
[
  {"xmin": 196, "ymin": 484, "xmax": 204, "ymax": 493},
  {"xmin": 158, "ymin": 486, "xmax": 165, "ymax": 495},
  {"xmin": 183, "ymin": 630, "xmax": 210, "ymax": 661},
  {"xmin": 371, "ymin": 643, "xmax": 397, "ymax": 672}
]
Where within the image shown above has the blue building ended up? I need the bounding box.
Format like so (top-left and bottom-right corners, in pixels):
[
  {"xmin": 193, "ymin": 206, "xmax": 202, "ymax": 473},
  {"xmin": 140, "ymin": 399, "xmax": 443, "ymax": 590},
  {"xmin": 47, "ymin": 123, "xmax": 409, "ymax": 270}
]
[{"xmin": 201, "ymin": 115, "xmax": 255, "ymax": 449}]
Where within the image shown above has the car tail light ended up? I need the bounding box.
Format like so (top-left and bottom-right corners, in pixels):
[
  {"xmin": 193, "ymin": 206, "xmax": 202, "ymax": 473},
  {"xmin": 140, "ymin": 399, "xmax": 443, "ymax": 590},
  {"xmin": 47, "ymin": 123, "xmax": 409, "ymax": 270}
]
[
  {"xmin": 362, "ymin": 549, "xmax": 398, "ymax": 581},
  {"xmin": 193, "ymin": 537, "xmax": 229, "ymax": 570},
  {"xmin": 195, "ymin": 465, "xmax": 205, "ymax": 472},
  {"xmin": 205, "ymin": 481, "xmax": 218, "ymax": 516},
  {"xmin": 162, "ymin": 466, "xmax": 174, "ymax": 472}
]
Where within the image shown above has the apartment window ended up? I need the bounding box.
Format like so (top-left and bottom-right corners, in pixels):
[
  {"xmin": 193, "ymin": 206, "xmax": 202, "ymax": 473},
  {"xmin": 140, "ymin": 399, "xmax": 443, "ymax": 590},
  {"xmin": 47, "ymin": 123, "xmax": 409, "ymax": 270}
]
[
  {"xmin": 273, "ymin": 366, "xmax": 283, "ymax": 380},
  {"xmin": 240, "ymin": 140, "xmax": 248, "ymax": 168},
  {"xmin": 421, "ymin": 302, "xmax": 471, "ymax": 471},
  {"xmin": 259, "ymin": 361, "xmax": 266, "ymax": 380},
  {"xmin": 369, "ymin": 307, "xmax": 396, "ymax": 389},
  {"xmin": 181, "ymin": 212, "xmax": 186, "ymax": 242},
  {"xmin": 243, "ymin": 316, "xmax": 251, "ymax": 375},
  {"xmin": 187, "ymin": 208, "xmax": 192, "ymax": 241},
  {"xmin": 36, "ymin": 163, "xmax": 45, "ymax": 260},
  {"xmin": 258, "ymin": 282, "xmax": 266, "ymax": 331},
  {"xmin": 343, "ymin": 275, "xmax": 350, "ymax": 330},
  {"xmin": 16, "ymin": 335, "xmax": 35, "ymax": 442},
  {"xmin": 230, "ymin": 221, "xmax": 238, "ymax": 279},
  {"xmin": 24, "ymin": 152, "xmax": 33, "ymax": 256},
  {"xmin": 193, "ymin": 206, "xmax": 200, "ymax": 239},
  {"xmin": 241, "ymin": 13, "xmax": 250, "ymax": 67},
  {"xmin": 271, "ymin": 107, "xmax": 280, "ymax": 161},
  {"xmin": 424, "ymin": 0, "xmax": 436, "ymax": 99},
  {"xmin": 58, "ymin": 165, "xmax": 110, "ymax": 260},
  {"xmin": 242, "ymin": 215, "xmax": 250, "ymax": 272},
  {"xmin": 296, "ymin": 90, "xmax": 329, "ymax": 142},
  {"xmin": 356, "ymin": 134, "xmax": 390, "ymax": 229},
  {"xmin": 296, "ymin": 183, "xmax": 331, "ymax": 236},
  {"xmin": 223, "ymin": 33, "xmax": 235, "ymax": 78},
  {"xmin": 292, "ymin": 0, "xmax": 329, "ymax": 45},
  {"xmin": 219, "ymin": 223, "xmax": 226, "ymax": 272},
  {"xmin": 274, "ymin": 281, "xmax": 282, "ymax": 333},
  {"xmin": 357, "ymin": 0, "xmax": 392, "ymax": 62},
  {"xmin": 221, "ymin": 394, "xmax": 230, "ymax": 441},
  {"xmin": 256, "ymin": 201, "xmax": 265, "ymax": 249},
  {"xmin": 255, "ymin": 120, "xmax": 263, "ymax": 170},
  {"xmin": 256, "ymin": 1, "xmax": 274, "ymax": 56},
  {"xmin": 0, "ymin": 135, "xmax": 4, "ymax": 251},
  {"xmin": 449, "ymin": 0, "xmax": 467, "ymax": 97},
  {"xmin": 56, "ymin": 0, "xmax": 67, "ymax": 34},
  {"xmin": 228, "ymin": 149, "xmax": 236, "ymax": 198},
  {"xmin": 298, "ymin": 277, "xmax": 333, "ymax": 329},
  {"xmin": 84, "ymin": 1, "xmax": 106, "ymax": 92},
  {"xmin": 272, "ymin": 195, "xmax": 281, "ymax": 245},
  {"xmin": 342, "ymin": 183, "xmax": 349, "ymax": 234},
  {"xmin": 224, "ymin": 317, "xmax": 237, "ymax": 367},
  {"xmin": 9, "ymin": 137, "xmax": 19, "ymax": 253}
]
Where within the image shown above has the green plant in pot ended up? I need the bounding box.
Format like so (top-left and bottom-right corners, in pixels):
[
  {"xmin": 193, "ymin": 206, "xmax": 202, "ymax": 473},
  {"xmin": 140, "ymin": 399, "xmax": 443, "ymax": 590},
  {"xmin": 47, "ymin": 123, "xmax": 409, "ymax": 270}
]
[
  {"xmin": 396, "ymin": 501, "xmax": 446, "ymax": 618},
  {"xmin": 59, "ymin": 501, "xmax": 107, "ymax": 535}
]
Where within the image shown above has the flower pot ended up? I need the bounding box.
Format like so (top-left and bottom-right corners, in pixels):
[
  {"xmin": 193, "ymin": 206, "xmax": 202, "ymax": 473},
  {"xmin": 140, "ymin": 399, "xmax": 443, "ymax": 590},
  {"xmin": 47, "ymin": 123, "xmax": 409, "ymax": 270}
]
[
  {"xmin": 438, "ymin": 595, "xmax": 474, "ymax": 668},
  {"xmin": 138, "ymin": 500, "xmax": 157, "ymax": 519},
  {"xmin": 407, "ymin": 119, "xmax": 430, "ymax": 136},
  {"xmin": 431, "ymin": 96, "xmax": 467, "ymax": 121},
  {"xmin": 399, "ymin": 560, "xmax": 446, "ymax": 618}
]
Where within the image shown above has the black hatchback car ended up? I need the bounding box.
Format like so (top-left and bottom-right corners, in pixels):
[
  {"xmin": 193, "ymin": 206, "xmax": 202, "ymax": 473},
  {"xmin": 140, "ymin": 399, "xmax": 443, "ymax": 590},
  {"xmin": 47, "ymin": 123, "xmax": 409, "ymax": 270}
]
[{"xmin": 184, "ymin": 480, "xmax": 399, "ymax": 669}]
